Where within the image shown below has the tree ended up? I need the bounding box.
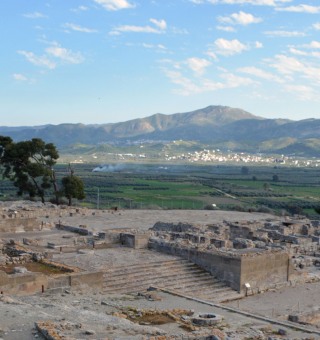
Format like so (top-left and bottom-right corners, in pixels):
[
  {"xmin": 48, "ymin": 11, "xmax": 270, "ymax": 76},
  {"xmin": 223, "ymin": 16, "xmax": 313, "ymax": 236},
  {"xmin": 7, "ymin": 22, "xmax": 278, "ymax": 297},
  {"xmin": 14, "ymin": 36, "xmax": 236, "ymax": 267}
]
[
  {"xmin": 61, "ymin": 175, "xmax": 85, "ymax": 206},
  {"xmin": 0, "ymin": 136, "xmax": 59, "ymax": 203},
  {"xmin": 272, "ymin": 174, "xmax": 279, "ymax": 182},
  {"xmin": 241, "ymin": 166, "xmax": 249, "ymax": 175},
  {"xmin": 287, "ymin": 205, "xmax": 303, "ymax": 216}
]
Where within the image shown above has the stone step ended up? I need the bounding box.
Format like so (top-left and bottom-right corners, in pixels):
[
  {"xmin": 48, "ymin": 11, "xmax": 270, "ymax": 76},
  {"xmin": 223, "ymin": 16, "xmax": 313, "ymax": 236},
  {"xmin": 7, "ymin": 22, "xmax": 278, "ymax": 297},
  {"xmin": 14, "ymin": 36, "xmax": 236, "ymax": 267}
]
[
  {"xmin": 103, "ymin": 271, "xmax": 212, "ymax": 292},
  {"xmin": 104, "ymin": 267, "xmax": 213, "ymax": 284},
  {"xmin": 168, "ymin": 277, "xmax": 224, "ymax": 291},
  {"xmin": 106, "ymin": 258, "xmax": 190, "ymax": 271},
  {"xmin": 104, "ymin": 267, "xmax": 207, "ymax": 283},
  {"xmin": 171, "ymin": 284, "xmax": 231, "ymax": 298},
  {"xmin": 102, "ymin": 255, "xmax": 239, "ymax": 299},
  {"xmin": 104, "ymin": 260, "xmax": 198, "ymax": 277}
]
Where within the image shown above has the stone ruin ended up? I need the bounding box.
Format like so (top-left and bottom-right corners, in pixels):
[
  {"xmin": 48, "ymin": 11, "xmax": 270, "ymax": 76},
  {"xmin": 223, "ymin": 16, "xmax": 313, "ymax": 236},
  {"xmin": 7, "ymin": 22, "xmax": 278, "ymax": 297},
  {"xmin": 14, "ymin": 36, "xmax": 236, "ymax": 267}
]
[
  {"xmin": 148, "ymin": 217, "xmax": 320, "ymax": 293},
  {"xmin": 1, "ymin": 200, "xmax": 320, "ymax": 296}
]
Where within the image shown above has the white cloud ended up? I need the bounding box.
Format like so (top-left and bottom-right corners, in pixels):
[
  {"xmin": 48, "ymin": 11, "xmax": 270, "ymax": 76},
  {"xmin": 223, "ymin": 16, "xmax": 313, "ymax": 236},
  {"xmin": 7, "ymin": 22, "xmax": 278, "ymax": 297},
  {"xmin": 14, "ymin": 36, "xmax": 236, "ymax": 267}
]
[
  {"xmin": 289, "ymin": 42, "xmax": 320, "ymax": 58},
  {"xmin": 276, "ymin": 4, "xmax": 320, "ymax": 13},
  {"xmin": 12, "ymin": 73, "xmax": 28, "ymax": 81},
  {"xmin": 270, "ymin": 54, "xmax": 320, "ymax": 83},
  {"xmin": 164, "ymin": 70, "xmax": 206, "ymax": 95},
  {"xmin": 264, "ymin": 30, "xmax": 306, "ymax": 37},
  {"xmin": 313, "ymin": 23, "xmax": 320, "ymax": 30},
  {"xmin": 149, "ymin": 18, "xmax": 167, "ymax": 30},
  {"xmin": 111, "ymin": 18, "xmax": 166, "ymax": 35},
  {"xmin": 172, "ymin": 27, "xmax": 189, "ymax": 35},
  {"xmin": 111, "ymin": 25, "xmax": 161, "ymax": 34},
  {"xmin": 93, "ymin": 0, "xmax": 135, "ymax": 11},
  {"xmin": 216, "ymin": 25, "xmax": 236, "ymax": 32},
  {"xmin": 255, "ymin": 41, "xmax": 263, "ymax": 48},
  {"xmin": 289, "ymin": 47, "xmax": 320, "ymax": 58},
  {"xmin": 289, "ymin": 48, "xmax": 307, "ymax": 56},
  {"xmin": 284, "ymin": 85, "xmax": 317, "ymax": 101},
  {"xmin": 186, "ymin": 58, "xmax": 211, "ymax": 75},
  {"xmin": 308, "ymin": 41, "xmax": 320, "ymax": 49},
  {"xmin": 161, "ymin": 60, "xmax": 220, "ymax": 95},
  {"xmin": 64, "ymin": 23, "xmax": 98, "ymax": 33},
  {"xmin": 218, "ymin": 11, "xmax": 262, "ymax": 25},
  {"xmin": 270, "ymin": 55, "xmax": 304, "ymax": 75},
  {"xmin": 71, "ymin": 6, "xmax": 89, "ymax": 12},
  {"xmin": 23, "ymin": 12, "xmax": 46, "ymax": 19},
  {"xmin": 142, "ymin": 43, "xmax": 166, "ymax": 49},
  {"xmin": 142, "ymin": 43, "xmax": 167, "ymax": 53},
  {"xmin": 206, "ymin": 51, "xmax": 218, "ymax": 60},
  {"xmin": 191, "ymin": 0, "xmax": 292, "ymax": 6},
  {"xmin": 238, "ymin": 66, "xmax": 282, "ymax": 82},
  {"xmin": 162, "ymin": 59, "xmax": 256, "ymax": 95},
  {"xmin": 18, "ymin": 50, "xmax": 56, "ymax": 69},
  {"xmin": 220, "ymin": 72, "xmax": 256, "ymax": 87},
  {"xmin": 45, "ymin": 44, "xmax": 84, "ymax": 64},
  {"xmin": 214, "ymin": 38, "xmax": 248, "ymax": 56}
]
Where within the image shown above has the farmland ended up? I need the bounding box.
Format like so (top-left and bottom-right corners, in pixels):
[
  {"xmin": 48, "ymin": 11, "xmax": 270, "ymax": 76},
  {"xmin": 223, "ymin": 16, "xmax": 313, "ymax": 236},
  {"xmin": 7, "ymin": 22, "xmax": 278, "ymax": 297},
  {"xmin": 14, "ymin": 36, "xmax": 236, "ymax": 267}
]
[{"xmin": 1, "ymin": 161, "xmax": 319, "ymax": 218}]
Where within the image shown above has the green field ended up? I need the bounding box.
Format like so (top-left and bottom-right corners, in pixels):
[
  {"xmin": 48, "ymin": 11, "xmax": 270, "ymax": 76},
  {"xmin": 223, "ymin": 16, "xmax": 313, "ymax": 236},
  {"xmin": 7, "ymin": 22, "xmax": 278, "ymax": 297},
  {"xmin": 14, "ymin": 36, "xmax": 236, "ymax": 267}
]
[{"xmin": 1, "ymin": 162, "xmax": 320, "ymax": 218}]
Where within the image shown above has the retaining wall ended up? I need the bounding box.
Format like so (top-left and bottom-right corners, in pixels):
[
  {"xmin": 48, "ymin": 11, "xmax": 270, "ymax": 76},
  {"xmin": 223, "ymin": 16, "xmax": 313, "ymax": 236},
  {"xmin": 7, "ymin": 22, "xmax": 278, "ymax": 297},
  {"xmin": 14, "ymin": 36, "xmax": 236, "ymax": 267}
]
[
  {"xmin": 149, "ymin": 239, "xmax": 291, "ymax": 293},
  {"xmin": 0, "ymin": 218, "xmax": 39, "ymax": 232},
  {"xmin": 149, "ymin": 240, "xmax": 241, "ymax": 291},
  {"xmin": 0, "ymin": 270, "xmax": 104, "ymax": 295},
  {"xmin": 240, "ymin": 251, "xmax": 292, "ymax": 292}
]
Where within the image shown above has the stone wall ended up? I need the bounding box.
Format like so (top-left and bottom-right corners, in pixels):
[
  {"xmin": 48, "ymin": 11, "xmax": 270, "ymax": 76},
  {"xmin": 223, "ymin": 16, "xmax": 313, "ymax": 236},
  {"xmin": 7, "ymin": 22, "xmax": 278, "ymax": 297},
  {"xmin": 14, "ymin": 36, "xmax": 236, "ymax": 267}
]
[
  {"xmin": 120, "ymin": 233, "xmax": 150, "ymax": 249},
  {"xmin": 0, "ymin": 270, "xmax": 104, "ymax": 295},
  {"xmin": 149, "ymin": 239, "xmax": 242, "ymax": 291},
  {"xmin": 69, "ymin": 271, "xmax": 104, "ymax": 290},
  {"xmin": 149, "ymin": 239, "xmax": 291, "ymax": 293},
  {"xmin": 0, "ymin": 218, "xmax": 39, "ymax": 233},
  {"xmin": 0, "ymin": 270, "xmax": 49, "ymax": 295},
  {"xmin": 56, "ymin": 224, "xmax": 92, "ymax": 235},
  {"xmin": 240, "ymin": 251, "xmax": 292, "ymax": 292}
]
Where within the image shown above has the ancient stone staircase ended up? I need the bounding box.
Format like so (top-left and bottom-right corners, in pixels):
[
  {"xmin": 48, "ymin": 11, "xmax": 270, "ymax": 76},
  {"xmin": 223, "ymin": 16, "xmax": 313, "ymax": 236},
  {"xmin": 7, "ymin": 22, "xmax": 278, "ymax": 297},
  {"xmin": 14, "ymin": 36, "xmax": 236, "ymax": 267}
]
[{"xmin": 103, "ymin": 256, "xmax": 242, "ymax": 303}]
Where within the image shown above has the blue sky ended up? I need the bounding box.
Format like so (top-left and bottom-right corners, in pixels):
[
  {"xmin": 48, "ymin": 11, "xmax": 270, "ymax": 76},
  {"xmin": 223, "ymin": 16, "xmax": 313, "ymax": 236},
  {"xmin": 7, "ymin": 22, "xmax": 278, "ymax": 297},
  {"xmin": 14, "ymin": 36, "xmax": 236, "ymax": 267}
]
[{"xmin": 1, "ymin": 0, "xmax": 320, "ymax": 126}]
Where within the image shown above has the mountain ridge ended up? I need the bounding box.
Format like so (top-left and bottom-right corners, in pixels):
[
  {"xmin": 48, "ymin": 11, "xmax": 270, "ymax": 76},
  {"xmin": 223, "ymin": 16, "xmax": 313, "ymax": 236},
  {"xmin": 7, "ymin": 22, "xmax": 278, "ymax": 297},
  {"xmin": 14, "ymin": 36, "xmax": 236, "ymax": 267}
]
[{"xmin": 1, "ymin": 105, "xmax": 320, "ymax": 156}]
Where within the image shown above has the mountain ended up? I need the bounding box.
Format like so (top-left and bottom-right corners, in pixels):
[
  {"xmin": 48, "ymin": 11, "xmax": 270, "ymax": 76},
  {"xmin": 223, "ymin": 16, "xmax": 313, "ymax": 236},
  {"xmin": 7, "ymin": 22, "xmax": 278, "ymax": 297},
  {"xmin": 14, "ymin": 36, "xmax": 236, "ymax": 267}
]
[{"xmin": 1, "ymin": 105, "xmax": 320, "ymax": 156}]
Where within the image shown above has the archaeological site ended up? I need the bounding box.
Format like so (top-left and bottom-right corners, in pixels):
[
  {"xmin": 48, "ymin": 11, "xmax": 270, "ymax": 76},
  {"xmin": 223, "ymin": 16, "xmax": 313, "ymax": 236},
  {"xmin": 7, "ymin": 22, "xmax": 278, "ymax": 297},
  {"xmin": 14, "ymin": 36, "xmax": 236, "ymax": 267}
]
[{"xmin": 0, "ymin": 201, "xmax": 320, "ymax": 339}]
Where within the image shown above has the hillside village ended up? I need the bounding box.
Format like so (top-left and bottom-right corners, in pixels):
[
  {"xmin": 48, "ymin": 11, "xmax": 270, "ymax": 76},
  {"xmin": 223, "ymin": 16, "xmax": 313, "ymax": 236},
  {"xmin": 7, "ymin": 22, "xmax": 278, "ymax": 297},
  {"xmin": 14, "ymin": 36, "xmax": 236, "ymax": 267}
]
[{"xmin": 67, "ymin": 148, "xmax": 320, "ymax": 168}]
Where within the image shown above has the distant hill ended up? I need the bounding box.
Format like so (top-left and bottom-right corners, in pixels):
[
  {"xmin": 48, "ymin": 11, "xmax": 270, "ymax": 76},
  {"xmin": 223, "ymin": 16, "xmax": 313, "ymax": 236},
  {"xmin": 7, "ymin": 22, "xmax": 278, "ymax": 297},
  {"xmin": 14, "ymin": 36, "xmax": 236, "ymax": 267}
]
[{"xmin": 1, "ymin": 105, "xmax": 320, "ymax": 156}]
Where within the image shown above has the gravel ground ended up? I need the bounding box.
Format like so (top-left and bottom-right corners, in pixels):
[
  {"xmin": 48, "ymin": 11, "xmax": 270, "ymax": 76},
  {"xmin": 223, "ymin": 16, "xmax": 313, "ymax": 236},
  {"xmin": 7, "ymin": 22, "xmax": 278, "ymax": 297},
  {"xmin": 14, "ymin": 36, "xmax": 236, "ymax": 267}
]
[
  {"xmin": 224, "ymin": 280, "xmax": 320, "ymax": 322},
  {"xmin": 0, "ymin": 288, "xmax": 318, "ymax": 340},
  {"xmin": 49, "ymin": 209, "xmax": 281, "ymax": 232}
]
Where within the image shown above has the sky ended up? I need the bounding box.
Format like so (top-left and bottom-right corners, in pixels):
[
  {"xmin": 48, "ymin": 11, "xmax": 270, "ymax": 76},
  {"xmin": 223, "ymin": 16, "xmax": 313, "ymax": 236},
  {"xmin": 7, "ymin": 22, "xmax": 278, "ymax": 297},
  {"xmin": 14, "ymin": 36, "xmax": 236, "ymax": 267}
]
[{"xmin": 1, "ymin": 0, "xmax": 320, "ymax": 126}]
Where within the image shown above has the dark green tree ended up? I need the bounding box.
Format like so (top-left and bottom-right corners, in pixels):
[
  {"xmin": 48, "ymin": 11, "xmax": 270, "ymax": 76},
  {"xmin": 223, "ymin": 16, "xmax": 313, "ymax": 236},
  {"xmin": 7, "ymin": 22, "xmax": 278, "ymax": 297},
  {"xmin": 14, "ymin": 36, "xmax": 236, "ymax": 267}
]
[
  {"xmin": 287, "ymin": 205, "xmax": 303, "ymax": 216},
  {"xmin": 0, "ymin": 137, "xmax": 59, "ymax": 203},
  {"xmin": 61, "ymin": 175, "xmax": 85, "ymax": 206},
  {"xmin": 241, "ymin": 166, "xmax": 249, "ymax": 175}
]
